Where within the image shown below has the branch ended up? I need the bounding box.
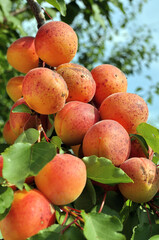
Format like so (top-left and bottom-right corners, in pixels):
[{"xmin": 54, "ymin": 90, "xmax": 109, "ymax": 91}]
[
  {"xmin": 11, "ymin": 6, "xmax": 29, "ymax": 16},
  {"xmin": 27, "ymin": 0, "xmax": 46, "ymax": 28}
]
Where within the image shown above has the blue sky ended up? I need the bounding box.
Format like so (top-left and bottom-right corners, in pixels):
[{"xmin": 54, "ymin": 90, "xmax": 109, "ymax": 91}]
[{"xmin": 127, "ymin": 0, "xmax": 159, "ymax": 127}]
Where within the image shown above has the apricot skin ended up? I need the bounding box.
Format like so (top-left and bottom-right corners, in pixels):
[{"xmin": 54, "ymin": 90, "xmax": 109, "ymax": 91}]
[
  {"xmin": 35, "ymin": 21, "xmax": 78, "ymax": 67},
  {"xmin": 7, "ymin": 36, "xmax": 39, "ymax": 74},
  {"xmin": 56, "ymin": 63, "xmax": 96, "ymax": 103},
  {"xmin": 22, "ymin": 68, "xmax": 68, "ymax": 115},
  {"xmin": 3, "ymin": 120, "xmax": 18, "ymax": 145},
  {"xmin": 9, "ymin": 98, "xmax": 31, "ymax": 137},
  {"xmin": 82, "ymin": 120, "xmax": 131, "ymax": 166},
  {"xmin": 91, "ymin": 64, "xmax": 127, "ymax": 107},
  {"xmin": 0, "ymin": 155, "xmax": 3, "ymax": 177},
  {"xmin": 118, "ymin": 157, "xmax": 159, "ymax": 203},
  {"xmin": 100, "ymin": 92, "xmax": 149, "ymax": 134},
  {"xmin": 6, "ymin": 76, "xmax": 24, "ymax": 102},
  {"xmin": 0, "ymin": 189, "xmax": 55, "ymax": 240},
  {"xmin": 35, "ymin": 154, "xmax": 87, "ymax": 205},
  {"xmin": 54, "ymin": 101, "xmax": 100, "ymax": 146},
  {"xmin": 129, "ymin": 138, "xmax": 153, "ymax": 160}
]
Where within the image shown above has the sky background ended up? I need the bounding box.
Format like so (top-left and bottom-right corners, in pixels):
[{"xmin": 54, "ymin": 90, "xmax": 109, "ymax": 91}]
[{"xmin": 127, "ymin": 0, "xmax": 159, "ymax": 128}]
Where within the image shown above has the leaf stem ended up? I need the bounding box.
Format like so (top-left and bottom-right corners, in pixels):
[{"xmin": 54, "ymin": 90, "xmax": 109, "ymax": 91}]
[{"xmin": 98, "ymin": 191, "xmax": 107, "ymax": 213}]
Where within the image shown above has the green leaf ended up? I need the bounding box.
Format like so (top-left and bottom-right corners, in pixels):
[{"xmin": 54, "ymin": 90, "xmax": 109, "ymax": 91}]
[
  {"xmin": 15, "ymin": 128, "xmax": 39, "ymax": 144},
  {"xmin": 61, "ymin": 227, "xmax": 85, "ymax": 240},
  {"xmin": 45, "ymin": 0, "xmax": 66, "ymax": 16},
  {"xmin": 0, "ymin": 186, "xmax": 13, "ymax": 215},
  {"xmin": 82, "ymin": 156, "xmax": 133, "ymax": 184},
  {"xmin": 131, "ymin": 223, "xmax": 159, "ymax": 240},
  {"xmin": 74, "ymin": 179, "xmax": 96, "ymax": 212},
  {"xmin": 150, "ymin": 235, "xmax": 159, "ymax": 240},
  {"xmin": 137, "ymin": 123, "xmax": 159, "ymax": 153},
  {"xmin": 12, "ymin": 104, "xmax": 32, "ymax": 114},
  {"xmin": 82, "ymin": 211, "xmax": 126, "ymax": 240},
  {"xmin": 2, "ymin": 142, "xmax": 56, "ymax": 189},
  {"xmin": 0, "ymin": 0, "xmax": 12, "ymax": 18},
  {"xmin": 28, "ymin": 224, "xmax": 62, "ymax": 239},
  {"xmin": 51, "ymin": 136, "xmax": 62, "ymax": 150}
]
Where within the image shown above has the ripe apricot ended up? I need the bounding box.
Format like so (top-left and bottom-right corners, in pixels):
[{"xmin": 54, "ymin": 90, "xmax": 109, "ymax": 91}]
[
  {"xmin": 35, "ymin": 154, "xmax": 87, "ymax": 205},
  {"xmin": 100, "ymin": 92, "xmax": 149, "ymax": 134},
  {"xmin": 118, "ymin": 157, "xmax": 159, "ymax": 203},
  {"xmin": 9, "ymin": 98, "xmax": 32, "ymax": 136},
  {"xmin": 22, "ymin": 67, "xmax": 68, "ymax": 115},
  {"xmin": 0, "ymin": 189, "xmax": 55, "ymax": 240},
  {"xmin": 56, "ymin": 63, "xmax": 96, "ymax": 102},
  {"xmin": 6, "ymin": 76, "xmax": 24, "ymax": 102},
  {"xmin": 54, "ymin": 101, "xmax": 100, "ymax": 146},
  {"xmin": 0, "ymin": 155, "xmax": 3, "ymax": 177},
  {"xmin": 35, "ymin": 21, "xmax": 78, "ymax": 67},
  {"xmin": 129, "ymin": 138, "xmax": 153, "ymax": 160},
  {"xmin": 82, "ymin": 120, "xmax": 131, "ymax": 166},
  {"xmin": 7, "ymin": 36, "xmax": 39, "ymax": 73},
  {"xmin": 3, "ymin": 120, "xmax": 18, "ymax": 144},
  {"xmin": 91, "ymin": 64, "xmax": 127, "ymax": 106}
]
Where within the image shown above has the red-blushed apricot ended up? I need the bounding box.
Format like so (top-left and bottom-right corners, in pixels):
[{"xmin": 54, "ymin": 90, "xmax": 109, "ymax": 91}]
[
  {"xmin": 129, "ymin": 138, "xmax": 154, "ymax": 160},
  {"xmin": 56, "ymin": 63, "xmax": 96, "ymax": 102},
  {"xmin": 0, "ymin": 155, "xmax": 3, "ymax": 177},
  {"xmin": 91, "ymin": 64, "xmax": 127, "ymax": 107},
  {"xmin": 35, "ymin": 21, "xmax": 78, "ymax": 67},
  {"xmin": 0, "ymin": 189, "xmax": 56, "ymax": 240},
  {"xmin": 100, "ymin": 92, "xmax": 149, "ymax": 134},
  {"xmin": 9, "ymin": 98, "xmax": 32, "ymax": 136},
  {"xmin": 22, "ymin": 67, "xmax": 68, "ymax": 115},
  {"xmin": 54, "ymin": 101, "xmax": 100, "ymax": 146},
  {"xmin": 71, "ymin": 144, "xmax": 81, "ymax": 157},
  {"xmin": 35, "ymin": 154, "xmax": 87, "ymax": 205},
  {"xmin": 3, "ymin": 120, "xmax": 18, "ymax": 144},
  {"xmin": 6, "ymin": 76, "xmax": 24, "ymax": 102},
  {"xmin": 82, "ymin": 120, "xmax": 131, "ymax": 166},
  {"xmin": 118, "ymin": 157, "xmax": 159, "ymax": 203},
  {"xmin": 7, "ymin": 37, "xmax": 39, "ymax": 74}
]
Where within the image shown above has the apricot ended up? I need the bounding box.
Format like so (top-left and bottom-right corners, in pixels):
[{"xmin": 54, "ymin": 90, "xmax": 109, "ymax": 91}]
[
  {"xmin": 0, "ymin": 155, "xmax": 3, "ymax": 177},
  {"xmin": 9, "ymin": 98, "xmax": 32, "ymax": 136},
  {"xmin": 130, "ymin": 138, "xmax": 153, "ymax": 160},
  {"xmin": 118, "ymin": 157, "xmax": 159, "ymax": 203},
  {"xmin": 35, "ymin": 21, "xmax": 78, "ymax": 67},
  {"xmin": 3, "ymin": 120, "xmax": 18, "ymax": 144},
  {"xmin": 22, "ymin": 67, "xmax": 68, "ymax": 115},
  {"xmin": 100, "ymin": 92, "xmax": 149, "ymax": 134},
  {"xmin": 54, "ymin": 101, "xmax": 100, "ymax": 146},
  {"xmin": 0, "ymin": 189, "xmax": 55, "ymax": 240},
  {"xmin": 56, "ymin": 63, "xmax": 96, "ymax": 102},
  {"xmin": 35, "ymin": 154, "xmax": 87, "ymax": 205},
  {"xmin": 82, "ymin": 120, "xmax": 131, "ymax": 166},
  {"xmin": 7, "ymin": 36, "xmax": 39, "ymax": 73},
  {"xmin": 6, "ymin": 76, "xmax": 24, "ymax": 102},
  {"xmin": 91, "ymin": 64, "xmax": 127, "ymax": 106}
]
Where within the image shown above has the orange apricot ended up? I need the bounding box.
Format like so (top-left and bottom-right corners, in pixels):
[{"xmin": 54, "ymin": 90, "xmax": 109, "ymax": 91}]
[
  {"xmin": 22, "ymin": 67, "xmax": 68, "ymax": 115},
  {"xmin": 0, "ymin": 189, "xmax": 56, "ymax": 240},
  {"xmin": 3, "ymin": 120, "xmax": 18, "ymax": 144},
  {"xmin": 100, "ymin": 92, "xmax": 149, "ymax": 134},
  {"xmin": 54, "ymin": 101, "xmax": 100, "ymax": 146},
  {"xmin": 129, "ymin": 138, "xmax": 153, "ymax": 160},
  {"xmin": 6, "ymin": 76, "xmax": 24, "ymax": 102},
  {"xmin": 82, "ymin": 120, "xmax": 131, "ymax": 166},
  {"xmin": 118, "ymin": 157, "xmax": 159, "ymax": 203},
  {"xmin": 35, "ymin": 154, "xmax": 87, "ymax": 205},
  {"xmin": 35, "ymin": 21, "xmax": 78, "ymax": 67},
  {"xmin": 7, "ymin": 36, "xmax": 39, "ymax": 74},
  {"xmin": 56, "ymin": 63, "xmax": 96, "ymax": 102},
  {"xmin": 0, "ymin": 155, "xmax": 3, "ymax": 177},
  {"xmin": 91, "ymin": 64, "xmax": 127, "ymax": 106}
]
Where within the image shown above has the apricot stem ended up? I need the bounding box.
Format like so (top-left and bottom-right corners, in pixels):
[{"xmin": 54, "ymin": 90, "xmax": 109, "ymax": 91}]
[
  {"xmin": 98, "ymin": 192, "xmax": 107, "ymax": 213},
  {"xmin": 61, "ymin": 206, "xmax": 84, "ymax": 223}
]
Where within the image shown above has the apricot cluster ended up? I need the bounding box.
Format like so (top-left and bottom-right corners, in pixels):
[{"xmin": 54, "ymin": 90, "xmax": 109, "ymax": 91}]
[{"xmin": 1, "ymin": 19, "xmax": 159, "ymax": 240}]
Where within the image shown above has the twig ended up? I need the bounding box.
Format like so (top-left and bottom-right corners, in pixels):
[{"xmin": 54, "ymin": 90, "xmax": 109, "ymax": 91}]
[{"xmin": 27, "ymin": 0, "xmax": 45, "ymax": 29}]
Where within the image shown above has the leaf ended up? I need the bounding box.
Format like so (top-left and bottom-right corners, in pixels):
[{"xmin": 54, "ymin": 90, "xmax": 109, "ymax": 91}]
[
  {"xmin": 28, "ymin": 224, "xmax": 62, "ymax": 239},
  {"xmin": 82, "ymin": 211, "xmax": 126, "ymax": 240},
  {"xmin": 74, "ymin": 179, "xmax": 96, "ymax": 212},
  {"xmin": 12, "ymin": 104, "xmax": 32, "ymax": 114},
  {"xmin": 0, "ymin": 186, "xmax": 13, "ymax": 215},
  {"xmin": 137, "ymin": 123, "xmax": 159, "ymax": 153},
  {"xmin": 2, "ymin": 142, "xmax": 56, "ymax": 189},
  {"xmin": 45, "ymin": 0, "xmax": 66, "ymax": 16},
  {"xmin": 150, "ymin": 236, "xmax": 159, "ymax": 240},
  {"xmin": 131, "ymin": 223, "xmax": 159, "ymax": 240},
  {"xmin": 82, "ymin": 156, "xmax": 133, "ymax": 184},
  {"xmin": 51, "ymin": 136, "xmax": 62, "ymax": 150},
  {"xmin": 61, "ymin": 227, "xmax": 85, "ymax": 240},
  {"xmin": 15, "ymin": 128, "xmax": 39, "ymax": 144}
]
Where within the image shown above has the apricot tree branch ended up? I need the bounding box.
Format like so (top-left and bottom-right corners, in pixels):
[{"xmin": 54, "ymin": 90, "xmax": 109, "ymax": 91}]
[{"xmin": 27, "ymin": 0, "xmax": 45, "ymax": 29}]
